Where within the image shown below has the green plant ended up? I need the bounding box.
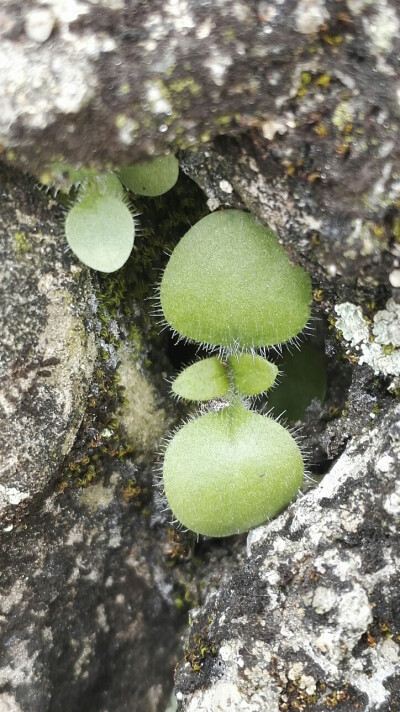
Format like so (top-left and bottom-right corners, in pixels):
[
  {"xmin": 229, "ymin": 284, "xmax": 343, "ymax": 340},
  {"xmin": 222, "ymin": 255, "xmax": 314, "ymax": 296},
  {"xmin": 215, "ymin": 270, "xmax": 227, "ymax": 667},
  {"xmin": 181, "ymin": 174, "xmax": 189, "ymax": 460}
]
[
  {"xmin": 64, "ymin": 155, "xmax": 179, "ymax": 272},
  {"xmin": 160, "ymin": 210, "xmax": 311, "ymax": 350},
  {"xmin": 118, "ymin": 154, "xmax": 179, "ymax": 197},
  {"xmin": 159, "ymin": 209, "xmax": 312, "ymax": 537},
  {"xmin": 65, "ymin": 172, "xmax": 135, "ymax": 273}
]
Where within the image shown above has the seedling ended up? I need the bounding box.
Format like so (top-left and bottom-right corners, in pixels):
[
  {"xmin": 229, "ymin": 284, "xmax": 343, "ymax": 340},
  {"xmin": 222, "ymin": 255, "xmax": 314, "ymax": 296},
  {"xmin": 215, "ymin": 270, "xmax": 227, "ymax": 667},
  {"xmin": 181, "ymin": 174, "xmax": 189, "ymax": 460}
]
[
  {"xmin": 64, "ymin": 154, "xmax": 179, "ymax": 272},
  {"xmin": 159, "ymin": 209, "xmax": 312, "ymax": 536}
]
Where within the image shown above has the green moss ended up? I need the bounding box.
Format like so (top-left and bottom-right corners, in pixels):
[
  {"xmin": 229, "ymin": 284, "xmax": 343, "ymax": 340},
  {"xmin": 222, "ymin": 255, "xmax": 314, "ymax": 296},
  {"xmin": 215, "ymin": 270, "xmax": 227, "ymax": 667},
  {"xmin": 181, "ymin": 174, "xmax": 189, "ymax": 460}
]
[
  {"xmin": 173, "ymin": 580, "xmax": 198, "ymax": 611},
  {"xmin": 57, "ymin": 276, "xmax": 132, "ymax": 490},
  {"xmin": 391, "ymin": 216, "xmax": 400, "ymax": 242},
  {"xmin": 296, "ymin": 71, "xmax": 312, "ymax": 97},
  {"xmin": 184, "ymin": 632, "xmax": 217, "ymax": 671},
  {"xmin": 12, "ymin": 230, "xmax": 30, "ymax": 253},
  {"xmin": 332, "ymin": 101, "xmax": 354, "ymax": 132},
  {"xmin": 169, "ymin": 77, "xmax": 201, "ymax": 95},
  {"xmin": 382, "ymin": 343, "xmax": 395, "ymax": 355},
  {"xmin": 222, "ymin": 27, "xmax": 236, "ymax": 40},
  {"xmin": 120, "ymin": 477, "xmax": 150, "ymax": 509},
  {"xmin": 315, "ymin": 73, "xmax": 331, "ymax": 86},
  {"xmin": 214, "ymin": 114, "xmax": 233, "ymax": 127},
  {"xmin": 118, "ymin": 82, "xmax": 130, "ymax": 95},
  {"xmin": 323, "ymin": 686, "xmax": 351, "ymax": 707}
]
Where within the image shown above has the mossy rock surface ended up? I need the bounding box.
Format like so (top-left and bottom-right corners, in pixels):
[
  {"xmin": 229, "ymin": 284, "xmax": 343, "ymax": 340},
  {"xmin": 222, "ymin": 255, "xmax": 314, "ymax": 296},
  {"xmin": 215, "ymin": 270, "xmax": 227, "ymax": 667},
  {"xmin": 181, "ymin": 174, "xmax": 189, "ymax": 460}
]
[{"xmin": 0, "ymin": 164, "xmax": 97, "ymax": 524}]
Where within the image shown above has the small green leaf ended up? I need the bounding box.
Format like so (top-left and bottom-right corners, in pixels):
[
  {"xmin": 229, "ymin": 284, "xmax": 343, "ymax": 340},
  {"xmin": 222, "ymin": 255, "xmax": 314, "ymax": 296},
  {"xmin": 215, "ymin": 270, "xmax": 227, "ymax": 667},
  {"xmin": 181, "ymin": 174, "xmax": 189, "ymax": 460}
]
[
  {"xmin": 119, "ymin": 155, "xmax": 179, "ymax": 197},
  {"xmin": 43, "ymin": 161, "xmax": 98, "ymax": 190},
  {"xmin": 163, "ymin": 402, "xmax": 303, "ymax": 537},
  {"xmin": 228, "ymin": 354, "xmax": 278, "ymax": 395},
  {"xmin": 65, "ymin": 191, "xmax": 134, "ymax": 273},
  {"xmin": 171, "ymin": 357, "xmax": 230, "ymax": 401},
  {"xmin": 83, "ymin": 172, "xmax": 125, "ymax": 200}
]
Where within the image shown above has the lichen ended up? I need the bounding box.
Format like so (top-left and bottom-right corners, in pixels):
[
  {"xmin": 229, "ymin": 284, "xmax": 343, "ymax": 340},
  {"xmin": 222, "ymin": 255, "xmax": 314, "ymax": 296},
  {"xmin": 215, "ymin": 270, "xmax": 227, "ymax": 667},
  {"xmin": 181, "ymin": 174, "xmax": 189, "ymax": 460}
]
[{"xmin": 335, "ymin": 299, "xmax": 400, "ymax": 389}]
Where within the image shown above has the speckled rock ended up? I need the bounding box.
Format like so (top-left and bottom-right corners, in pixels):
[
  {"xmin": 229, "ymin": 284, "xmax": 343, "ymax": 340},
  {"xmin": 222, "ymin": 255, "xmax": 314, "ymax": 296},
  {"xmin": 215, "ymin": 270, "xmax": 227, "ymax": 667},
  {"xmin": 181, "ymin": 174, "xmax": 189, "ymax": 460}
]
[
  {"xmin": 335, "ymin": 299, "xmax": 400, "ymax": 390},
  {"xmin": 1, "ymin": 2, "xmax": 400, "ymax": 710},
  {"xmin": 2, "ymin": 0, "xmax": 400, "ymax": 212},
  {"xmin": 0, "ymin": 461, "xmax": 183, "ymax": 712},
  {"xmin": 175, "ymin": 402, "xmax": 400, "ymax": 711},
  {"xmin": 0, "ymin": 164, "xmax": 189, "ymax": 711},
  {"xmin": 0, "ymin": 163, "xmax": 97, "ymax": 527}
]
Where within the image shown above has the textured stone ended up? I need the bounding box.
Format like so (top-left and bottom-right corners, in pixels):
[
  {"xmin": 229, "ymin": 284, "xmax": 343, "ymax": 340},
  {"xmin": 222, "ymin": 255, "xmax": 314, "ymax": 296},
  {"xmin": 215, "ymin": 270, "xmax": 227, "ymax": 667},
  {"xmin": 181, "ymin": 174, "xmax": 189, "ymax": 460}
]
[
  {"xmin": 0, "ymin": 461, "xmax": 183, "ymax": 712},
  {"xmin": 0, "ymin": 163, "xmax": 97, "ymax": 527},
  {"xmin": 0, "ymin": 164, "xmax": 186, "ymax": 712},
  {"xmin": 1, "ymin": 1, "xmax": 400, "ymax": 710},
  {"xmin": 1, "ymin": 0, "xmax": 399, "ymax": 218},
  {"xmin": 176, "ymin": 404, "xmax": 400, "ymax": 711}
]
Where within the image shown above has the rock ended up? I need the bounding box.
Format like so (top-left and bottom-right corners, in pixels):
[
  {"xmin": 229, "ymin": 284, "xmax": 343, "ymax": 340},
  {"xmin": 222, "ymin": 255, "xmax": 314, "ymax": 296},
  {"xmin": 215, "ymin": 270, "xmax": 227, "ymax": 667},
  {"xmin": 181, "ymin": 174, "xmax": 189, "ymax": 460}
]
[
  {"xmin": 1, "ymin": 1, "xmax": 400, "ymax": 709},
  {"xmin": 176, "ymin": 403, "xmax": 400, "ymax": 711},
  {"xmin": 0, "ymin": 165, "xmax": 187, "ymax": 711},
  {"xmin": 0, "ymin": 163, "xmax": 97, "ymax": 528},
  {"xmin": 1, "ymin": 0, "xmax": 399, "ymax": 222},
  {"xmin": 0, "ymin": 461, "xmax": 183, "ymax": 712}
]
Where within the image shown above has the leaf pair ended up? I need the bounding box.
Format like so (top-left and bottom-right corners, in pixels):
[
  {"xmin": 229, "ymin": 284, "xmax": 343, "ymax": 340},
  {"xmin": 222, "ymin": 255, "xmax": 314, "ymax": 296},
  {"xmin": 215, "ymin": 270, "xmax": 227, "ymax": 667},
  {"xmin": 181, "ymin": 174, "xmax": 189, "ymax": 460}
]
[
  {"xmin": 65, "ymin": 155, "xmax": 179, "ymax": 272},
  {"xmin": 172, "ymin": 353, "xmax": 278, "ymax": 401}
]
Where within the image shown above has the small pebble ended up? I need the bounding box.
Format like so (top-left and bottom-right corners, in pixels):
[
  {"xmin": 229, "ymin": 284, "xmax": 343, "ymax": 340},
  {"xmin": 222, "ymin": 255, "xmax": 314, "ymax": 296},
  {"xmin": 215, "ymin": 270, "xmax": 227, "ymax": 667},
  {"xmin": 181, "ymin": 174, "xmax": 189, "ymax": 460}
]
[
  {"xmin": 389, "ymin": 268, "xmax": 400, "ymax": 288},
  {"xmin": 25, "ymin": 9, "xmax": 55, "ymax": 44}
]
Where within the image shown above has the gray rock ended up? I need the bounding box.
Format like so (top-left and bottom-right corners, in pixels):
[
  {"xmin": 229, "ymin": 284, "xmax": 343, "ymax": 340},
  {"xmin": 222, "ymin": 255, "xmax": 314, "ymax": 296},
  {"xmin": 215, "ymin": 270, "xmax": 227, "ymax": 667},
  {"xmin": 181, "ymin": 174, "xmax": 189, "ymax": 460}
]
[
  {"xmin": 0, "ymin": 461, "xmax": 183, "ymax": 712},
  {"xmin": 1, "ymin": 0, "xmax": 399, "ymax": 222},
  {"xmin": 0, "ymin": 163, "xmax": 190, "ymax": 711},
  {"xmin": 176, "ymin": 403, "xmax": 400, "ymax": 711},
  {"xmin": 1, "ymin": 1, "xmax": 400, "ymax": 710},
  {"xmin": 0, "ymin": 163, "xmax": 97, "ymax": 527}
]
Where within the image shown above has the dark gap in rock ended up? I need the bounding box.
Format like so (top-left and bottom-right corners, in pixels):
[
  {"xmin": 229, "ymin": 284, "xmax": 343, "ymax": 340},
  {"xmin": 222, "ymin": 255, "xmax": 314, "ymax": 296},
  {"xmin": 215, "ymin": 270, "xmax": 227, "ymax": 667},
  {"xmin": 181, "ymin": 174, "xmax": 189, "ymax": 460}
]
[
  {"xmin": 311, "ymin": 452, "xmax": 343, "ymax": 477},
  {"xmin": 164, "ymin": 334, "xmax": 210, "ymax": 371}
]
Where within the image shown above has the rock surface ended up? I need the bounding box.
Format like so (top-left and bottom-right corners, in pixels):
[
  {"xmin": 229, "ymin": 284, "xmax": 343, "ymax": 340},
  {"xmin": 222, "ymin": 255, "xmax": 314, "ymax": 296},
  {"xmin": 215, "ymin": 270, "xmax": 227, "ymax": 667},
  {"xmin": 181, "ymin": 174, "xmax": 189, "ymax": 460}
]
[
  {"xmin": 176, "ymin": 402, "xmax": 400, "ymax": 711},
  {"xmin": 0, "ymin": 1, "xmax": 400, "ymax": 711},
  {"xmin": 0, "ymin": 165, "xmax": 186, "ymax": 712},
  {"xmin": 0, "ymin": 163, "xmax": 97, "ymax": 527},
  {"xmin": 1, "ymin": 0, "xmax": 400, "ymax": 216},
  {"xmin": 0, "ymin": 461, "xmax": 183, "ymax": 712}
]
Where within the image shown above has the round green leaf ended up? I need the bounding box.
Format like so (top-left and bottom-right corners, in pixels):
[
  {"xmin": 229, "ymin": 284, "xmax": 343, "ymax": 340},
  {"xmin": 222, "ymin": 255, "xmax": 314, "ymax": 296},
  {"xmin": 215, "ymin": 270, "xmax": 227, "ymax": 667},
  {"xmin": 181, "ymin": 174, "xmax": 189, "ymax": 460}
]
[
  {"xmin": 65, "ymin": 192, "xmax": 135, "ymax": 272},
  {"xmin": 163, "ymin": 402, "xmax": 303, "ymax": 537},
  {"xmin": 119, "ymin": 155, "xmax": 179, "ymax": 197},
  {"xmin": 171, "ymin": 357, "xmax": 230, "ymax": 401},
  {"xmin": 160, "ymin": 210, "xmax": 311, "ymax": 349},
  {"xmin": 228, "ymin": 354, "xmax": 278, "ymax": 395}
]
